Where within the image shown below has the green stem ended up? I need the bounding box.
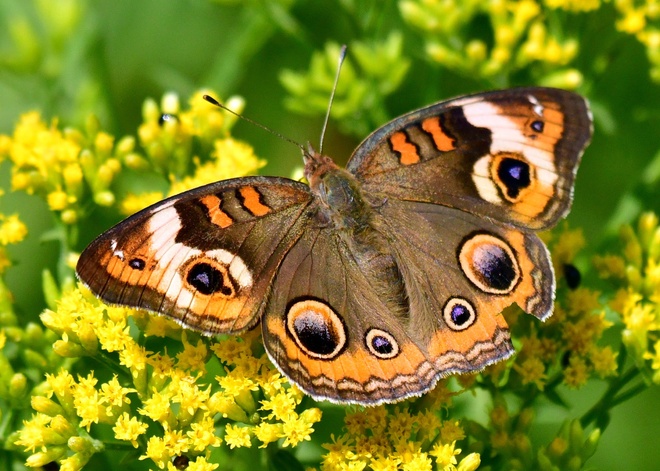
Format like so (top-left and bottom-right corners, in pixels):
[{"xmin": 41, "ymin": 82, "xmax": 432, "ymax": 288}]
[
  {"xmin": 101, "ymin": 441, "xmax": 140, "ymax": 451},
  {"xmin": 580, "ymin": 367, "xmax": 641, "ymax": 428},
  {"xmin": 609, "ymin": 381, "xmax": 648, "ymax": 408}
]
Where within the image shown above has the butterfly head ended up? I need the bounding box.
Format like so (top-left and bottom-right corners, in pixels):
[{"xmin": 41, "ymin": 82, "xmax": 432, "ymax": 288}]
[
  {"xmin": 303, "ymin": 145, "xmax": 372, "ymax": 230},
  {"xmin": 302, "ymin": 145, "xmax": 339, "ymax": 190}
]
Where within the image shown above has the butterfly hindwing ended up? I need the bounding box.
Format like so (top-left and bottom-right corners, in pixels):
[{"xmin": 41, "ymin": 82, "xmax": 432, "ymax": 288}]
[
  {"xmin": 261, "ymin": 224, "xmax": 440, "ymax": 404},
  {"xmin": 260, "ymin": 193, "xmax": 556, "ymax": 404}
]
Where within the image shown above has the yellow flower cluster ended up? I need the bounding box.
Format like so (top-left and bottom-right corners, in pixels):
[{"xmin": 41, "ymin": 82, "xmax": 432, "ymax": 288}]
[
  {"xmin": 485, "ymin": 402, "xmax": 601, "ymax": 468},
  {"xmin": 399, "ymin": 0, "xmax": 660, "ymax": 83},
  {"xmin": 612, "ymin": 0, "xmax": 660, "ymax": 81},
  {"xmin": 134, "ymin": 91, "xmax": 264, "ymax": 205},
  {"xmin": 0, "ymin": 90, "xmax": 263, "ymax": 225},
  {"xmin": 316, "ymin": 387, "xmax": 480, "ymax": 471},
  {"xmin": 0, "ymin": 212, "xmax": 28, "ymax": 274},
  {"xmin": 0, "ymin": 111, "xmax": 118, "ymax": 224},
  {"xmin": 16, "ymin": 287, "xmax": 321, "ymax": 470},
  {"xmin": 594, "ymin": 212, "xmax": 660, "ymax": 382},
  {"xmin": 399, "ymin": 0, "xmax": 582, "ymax": 86}
]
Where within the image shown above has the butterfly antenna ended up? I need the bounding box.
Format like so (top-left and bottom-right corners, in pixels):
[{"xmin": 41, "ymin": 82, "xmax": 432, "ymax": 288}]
[
  {"xmin": 203, "ymin": 94, "xmax": 304, "ymax": 151},
  {"xmin": 319, "ymin": 44, "xmax": 347, "ymax": 154}
]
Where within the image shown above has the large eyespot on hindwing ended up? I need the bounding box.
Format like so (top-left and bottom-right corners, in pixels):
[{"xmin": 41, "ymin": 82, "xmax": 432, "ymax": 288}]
[
  {"xmin": 286, "ymin": 299, "xmax": 347, "ymax": 360},
  {"xmin": 443, "ymin": 297, "xmax": 477, "ymax": 331},
  {"xmin": 365, "ymin": 328, "xmax": 400, "ymax": 359},
  {"xmin": 458, "ymin": 232, "xmax": 521, "ymax": 295}
]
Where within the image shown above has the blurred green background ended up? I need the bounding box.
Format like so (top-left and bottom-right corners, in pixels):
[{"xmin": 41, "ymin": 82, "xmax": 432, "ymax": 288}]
[{"xmin": 1, "ymin": 0, "xmax": 659, "ymax": 469}]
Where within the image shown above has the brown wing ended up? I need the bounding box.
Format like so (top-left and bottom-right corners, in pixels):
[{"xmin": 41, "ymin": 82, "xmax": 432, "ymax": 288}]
[
  {"xmin": 76, "ymin": 176, "xmax": 313, "ymax": 334},
  {"xmin": 347, "ymin": 87, "xmax": 592, "ymax": 230},
  {"xmin": 260, "ymin": 197, "xmax": 553, "ymax": 405}
]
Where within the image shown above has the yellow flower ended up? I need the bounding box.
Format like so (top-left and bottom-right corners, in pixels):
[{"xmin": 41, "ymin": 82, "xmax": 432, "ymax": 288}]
[
  {"xmin": 113, "ymin": 412, "xmax": 148, "ymax": 447},
  {"xmin": 140, "ymin": 435, "xmax": 171, "ymax": 468},
  {"xmin": 387, "ymin": 408, "xmax": 417, "ymax": 441},
  {"xmin": 139, "ymin": 389, "xmax": 174, "ymax": 423},
  {"xmin": 176, "ymin": 337, "xmax": 208, "ymax": 373},
  {"xmin": 401, "ymin": 451, "xmax": 432, "ymax": 471},
  {"xmin": 0, "ymin": 214, "xmax": 28, "ymax": 245},
  {"xmin": 162, "ymin": 428, "xmax": 190, "ymax": 456},
  {"xmin": 440, "ymin": 420, "xmax": 466, "ymax": 443},
  {"xmin": 168, "ymin": 137, "xmax": 265, "ymax": 195},
  {"xmin": 513, "ymin": 356, "xmax": 548, "ymax": 390},
  {"xmin": 224, "ymin": 423, "xmax": 252, "ymax": 448},
  {"xmin": 344, "ymin": 409, "xmax": 370, "ymax": 436},
  {"xmin": 457, "ymin": 453, "xmax": 481, "ymax": 471},
  {"xmin": 207, "ymin": 392, "xmax": 249, "ymax": 422},
  {"xmin": 281, "ymin": 408, "xmax": 322, "ymax": 447},
  {"xmin": 47, "ymin": 190, "xmax": 70, "ymax": 211},
  {"xmin": 187, "ymin": 415, "xmax": 222, "ymax": 451},
  {"xmin": 73, "ymin": 373, "xmax": 112, "ymax": 431},
  {"xmin": 590, "ymin": 346, "xmax": 618, "ymax": 378},
  {"xmin": 429, "ymin": 441, "xmax": 461, "ymax": 468},
  {"xmin": 95, "ymin": 317, "xmax": 132, "ymax": 353},
  {"xmin": 369, "ymin": 456, "xmax": 400, "ymax": 471},
  {"xmin": 544, "ymin": 0, "xmax": 601, "ymax": 12},
  {"xmin": 14, "ymin": 413, "xmax": 53, "ymax": 453},
  {"xmin": 167, "ymin": 456, "xmax": 219, "ymax": 471},
  {"xmin": 563, "ymin": 356, "xmax": 590, "ymax": 388},
  {"xmin": 120, "ymin": 191, "xmax": 165, "ymax": 216},
  {"xmin": 171, "ymin": 376, "xmax": 211, "ymax": 418},
  {"xmin": 255, "ymin": 422, "xmax": 283, "ymax": 447},
  {"xmin": 565, "ymin": 287, "xmax": 601, "ymax": 315},
  {"xmin": 211, "ymin": 336, "xmax": 253, "ymax": 362},
  {"xmin": 118, "ymin": 341, "xmax": 149, "ymax": 377},
  {"xmin": 99, "ymin": 375, "xmax": 135, "ymax": 414},
  {"xmin": 593, "ymin": 254, "xmax": 627, "ymax": 279},
  {"xmin": 551, "ymin": 227, "xmax": 585, "ymax": 269},
  {"xmin": 617, "ymin": 7, "xmax": 647, "ymax": 34},
  {"xmin": 260, "ymin": 389, "xmax": 298, "ymax": 421}
]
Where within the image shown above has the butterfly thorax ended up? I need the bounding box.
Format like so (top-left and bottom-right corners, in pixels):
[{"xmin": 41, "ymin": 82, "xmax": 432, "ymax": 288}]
[{"xmin": 305, "ymin": 149, "xmax": 373, "ymax": 231}]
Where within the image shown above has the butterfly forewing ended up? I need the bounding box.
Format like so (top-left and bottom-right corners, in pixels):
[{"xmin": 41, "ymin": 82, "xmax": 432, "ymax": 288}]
[
  {"xmin": 76, "ymin": 177, "xmax": 313, "ymax": 334},
  {"xmin": 347, "ymin": 87, "xmax": 592, "ymax": 230}
]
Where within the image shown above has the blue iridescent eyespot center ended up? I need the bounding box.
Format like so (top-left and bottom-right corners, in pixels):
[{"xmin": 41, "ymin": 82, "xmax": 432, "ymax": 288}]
[
  {"xmin": 497, "ymin": 157, "xmax": 531, "ymax": 199},
  {"xmin": 128, "ymin": 258, "xmax": 145, "ymax": 270},
  {"xmin": 187, "ymin": 262, "xmax": 233, "ymax": 296},
  {"xmin": 531, "ymin": 120, "xmax": 544, "ymax": 132},
  {"xmin": 443, "ymin": 298, "xmax": 476, "ymax": 331},
  {"xmin": 293, "ymin": 313, "xmax": 339, "ymax": 355},
  {"xmin": 473, "ymin": 244, "xmax": 517, "ymax": 291},
  {"xmin": 286, "ymin": 299, "xmax": 347, "ymax": 359},
  {"xmin": 365, "ymin": 329, "xmax": 399, "ymax": 359},
  {"xmin": 372, "ymin": 335, "xmax": 393, "ymax": 354},
  {"xmin": 451, "ymin": 303, "xmax": 471, "ymax": 326},
  {"xmin": 458, "ymin": 233, "xmax": 520, "ymax": 295}
]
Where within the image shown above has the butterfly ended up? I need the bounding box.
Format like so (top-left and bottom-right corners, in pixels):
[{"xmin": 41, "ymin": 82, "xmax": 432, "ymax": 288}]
[{"xmin": 76, "ymin": 87, "xmax": 592, "ymax": 405}]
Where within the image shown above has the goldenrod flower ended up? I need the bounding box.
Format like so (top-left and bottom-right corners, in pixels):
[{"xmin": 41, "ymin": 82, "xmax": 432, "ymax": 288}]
[
  {"xmin": 0, "ymin": 213, "xmax": 28, "ymax": 246},
  {"xmin": 224, "ymin": 423, "xmax": 252, "ymax": 449},
  {"xmin": 113, "ymin": 412, "xmax": 148, "ymax": 448}
]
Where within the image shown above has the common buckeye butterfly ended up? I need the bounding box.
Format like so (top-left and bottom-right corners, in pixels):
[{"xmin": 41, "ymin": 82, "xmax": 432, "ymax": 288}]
[{"xmin": 76, "ymin": 87, "xmax": 592, "ymax": 404}]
